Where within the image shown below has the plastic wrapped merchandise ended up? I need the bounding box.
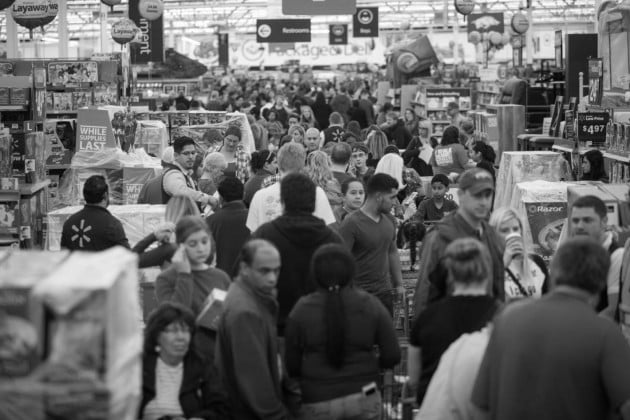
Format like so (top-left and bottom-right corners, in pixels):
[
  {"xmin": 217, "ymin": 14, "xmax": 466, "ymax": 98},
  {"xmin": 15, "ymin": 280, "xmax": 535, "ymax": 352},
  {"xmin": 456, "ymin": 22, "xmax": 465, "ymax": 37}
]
[
  {"xmin": 33, "ymin": 247, "xmax": 143, "ymax": 420},
  {"xmin": 46, "ymin": 204, "xmax": 166, "ymax": 251},
  {"xmin": 495, "ymin": 151, "xmax": 568, "ymax": 209},
  {"xmin": 510, "ymin": 180, "xmax": 573, "ymax": 264},
  {"xmin": 134, "ymin": 120, "xmax": 169, "ymax": 157}
]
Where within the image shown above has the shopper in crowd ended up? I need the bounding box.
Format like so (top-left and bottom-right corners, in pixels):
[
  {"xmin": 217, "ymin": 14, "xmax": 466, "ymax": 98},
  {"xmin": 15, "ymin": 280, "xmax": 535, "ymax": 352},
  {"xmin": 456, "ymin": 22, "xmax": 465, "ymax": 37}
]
[
  {"xmin": 581, "ymin": 149, "xmax": 609, "ymax": 182},
  {"xmin": 206, "ymin": 90, "xmax": 223, "ymax": 111},
  {"xmin": 216, "ymin": 126, "xmax": 250, "ymax": 184},
  {"xmin": 399, "ymin": 167, "xmax": 425, "ymax": 221},
  {"xmin": 376, "ymin": 102, "xmax": 393, "ymax": 126},
  {"xmin": 139, "ymin": 302, "xmax": 230, "ymax": 420},
  {"xmin": 216, "ymin": 239, "xmax": 290, "ymax": 419},
  {"xmin": 382, "ymin": 112, "xmax": 413, "ymax": 150},
  {"xmin": 459, "ymin": 119, "xmax": 475, "ymax": 148},
  {"xmin": 446, "ymin": 101, "xmax": 466, "ymax": 128},
  {"xmin": 470, "ymin": 141, "xmax": 497, "ymax": 181},
  {"xmin": 243, "ymin": 150, "xmax": 277, "ymax": 207},
  {"xmin": 407, "ymin": 238, "xmax": 501, "ymax": 405},
  {"xmin": 133, "ymin": 195, "xmax": 200, "ymax": 269},
  {"xmin": 155, "ymin": 216, "xmax": 230, "ymax": 361},
  {"xmin": 321, "ymin": 112, "xmax": 346, "ymax": 147},
  {"xmin": 247, "ymin": 142, "xmax": 336, "ymax": 232},
  {"xmin": 414, "ymin": 168, "xmax": 505, "ymax": 315},
  {"xmin": 306, "ymin": 151, "xmax": 343, "ymax": 211},
  {"xmin": 206, "ymin": 177, "xmax": 250, "ymax": 277},
  {"xmin": 349, "ymin": 143, "xmax": 375, "ymax": 183},
  {"xmin": 61, "ymin": 175, "xmax": 130, "ymax": 251},
  {"xmin": 430, "ymin": 125, "xmax": 474, "ymax": 179},
  {"xmin": 345, "ymin": 120, "xmax": 363, "ymax": 141},
  {"xmin": 137, "ymin": 147, "xmax": 175, "ymax": 205},
  {"xmin": 340, "ymin": 173, "xmax": 404, "ymax": 315},
  {"xmin": 472, "ymin": 237, "xmax": 630, "ymax": 420},
  {"xmin": 271, "ymin": 94, "xmax": 289, "ymax": 128},
  {"xmin": 284, "ymin": 244, "xmax": 400, "ymax": 419},
  {"xmin": 348, "ymin": 100, "xmax": 369, "ymax": 129},
  {"xmin": 329, "ymin": 142, "xmax": 353, "ymax": 185},
  {"xmin": 334, "ymin": 178, "xmax": 365, "ymax": 224},
  {"xmin": 356, "ymin": 88, "xmax": 375, "ymax": 126},
  {"xmin": 300, "ymin": 105, "xmax": 319, "ymax": 129},
  {"xmin": 489, "ymin": 207, "xmax": 549, "ymax": 300},
  {"xmin": 312, "ymin": 91, "xmax": 332, "ymax": 130},
  {"xmin": 404, "ymin": 108, "xmax": 420, "ymax": 138},
  {"xmin": 198, "ymin": 152, "xmax": 227, "ymax": 197},
  {"xmin": 252, "ymin": 173, "xmax": 342, "ymax": 337},
  {"xmin": 365, "ymin": 128, "xmax": 388, "ymax": 168},
  {"xmin": 163, "ymin": 137, "xmax": 214, "ymax": 207},
  {"xmin": 265, "ymin": 109, "xmax": 285, "ymax": 142},
  {"xmin": 288, "ymin": 124, "xmax": 305, "ymax": 145},
  {"xmin": 569, "ymin": 195, "xmax": 623, "ymax": 318},
  {"xmin": 413, "ymin": 174, "xmax": 458, "ymax": 223},
  {"xmin": 303, "ymin": 128, "xmax": 321, "ymax": 155},
  {"xmin": 331, "ymin": 86, "xmax": 352, "ymax": 124},
  {"xmin": 288, "ymin": 113, "xmax": 300, "ymax": 128},
  {"xmin": 248, "ymin": 114, "xmax": 268, "ymax": 152}
]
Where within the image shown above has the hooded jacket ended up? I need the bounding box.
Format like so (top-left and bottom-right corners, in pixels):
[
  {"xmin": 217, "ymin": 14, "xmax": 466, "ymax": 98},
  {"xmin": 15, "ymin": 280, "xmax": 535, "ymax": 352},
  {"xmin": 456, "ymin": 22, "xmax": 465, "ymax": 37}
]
[
  {"xmin": 385, "ymin": 119, "xmax": 413, "ymax": 149},
  {"xmin": 413, "ymin": 212, "xmax": 505, "ymax": 316},
  {"xmin": 253, "ymin": 213, "xmax": 343, "ymax": 335}
]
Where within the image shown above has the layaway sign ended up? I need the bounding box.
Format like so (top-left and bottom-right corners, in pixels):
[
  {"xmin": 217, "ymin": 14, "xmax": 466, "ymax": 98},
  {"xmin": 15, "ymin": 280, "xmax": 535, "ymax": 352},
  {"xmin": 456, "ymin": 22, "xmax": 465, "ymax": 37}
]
[{"xmin": 76, "ymin": 109, "xmax": 116, "ymax": 152}]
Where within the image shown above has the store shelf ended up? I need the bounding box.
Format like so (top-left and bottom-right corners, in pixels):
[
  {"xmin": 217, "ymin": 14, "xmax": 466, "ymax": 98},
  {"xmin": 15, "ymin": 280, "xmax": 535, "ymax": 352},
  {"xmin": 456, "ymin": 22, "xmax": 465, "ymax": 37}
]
[
  {"xmin": 427, "ymin": 108, "xmax": 471, "ymax": 112},
  {"xmin": 19, "ymin": 179, "xmax": 51, "ymax": 195},
  {"xmin": 429, "ymin": 120, "xmax": 451, "ymax": 124},
  {"xmin": 0, "ymin": 105, "xmax": 28, "ymax": 111},
  {"xmin": 47, "ymin": 111, "xmax": 78, "ymax": 115},
  {"xmin": 46, "ymin": 164, "xmax": 71, "ymax": 170},
  {"xmin": 552, "ymin": 145, "xmax": 596, "ymax": 155},
  {"xmin": 604, "ymin": 151, "xmax": 630, "ymax": 163}
]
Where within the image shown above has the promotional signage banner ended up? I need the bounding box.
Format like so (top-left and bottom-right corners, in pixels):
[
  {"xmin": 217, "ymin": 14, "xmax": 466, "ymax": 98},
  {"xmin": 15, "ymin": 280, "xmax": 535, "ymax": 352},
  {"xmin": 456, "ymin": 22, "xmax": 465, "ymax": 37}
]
[
  {"xmin": 467, "ymin": 12, "xmax": 504, "ymax": 34},
  {"xmin": 283, "ymin": 0, "xmax": 356, "ymax": 15},
  {"xmin": 329, "ymin": 24, "xmax": 348, "ymax": 45},
  {"xmin": 129, "ymin": 0, "xmax": 165, "ymax": 64},
  {"xmin": 76, "ymin": 109, "xmax": 117, "ymax": 153},
  {"xmin": 256, "ymin": 19, "xmax": 311, "ymax": 43},
  {"xmin": 218, "ymin": 33, "xmax": 229, "ymax": 67},
  {"xmin": 353, "ymin": 7, "xmax": 378, "ymax": 38}
]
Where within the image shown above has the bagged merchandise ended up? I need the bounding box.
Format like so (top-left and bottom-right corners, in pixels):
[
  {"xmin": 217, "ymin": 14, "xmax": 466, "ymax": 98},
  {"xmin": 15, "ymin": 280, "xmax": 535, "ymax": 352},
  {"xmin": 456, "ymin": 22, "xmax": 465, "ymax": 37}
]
[
  {"xmin": 133, "ymin": 120, "xmax": 169, "ymax": 158},
  {"xmin": 0, "ymin": 247, "xmax": 143, "ymax": 420},
  {"xmin": 171, "ymin": 112, "xmax": 256, "ymax": 154}
]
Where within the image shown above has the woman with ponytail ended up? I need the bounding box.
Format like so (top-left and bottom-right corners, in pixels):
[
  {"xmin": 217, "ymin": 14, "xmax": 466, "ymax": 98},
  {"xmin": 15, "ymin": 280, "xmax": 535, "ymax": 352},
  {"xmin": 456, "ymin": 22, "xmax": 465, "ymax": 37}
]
[{"xmin": 284, "ymin": 243, "xmax": 400, "ymax": 420}]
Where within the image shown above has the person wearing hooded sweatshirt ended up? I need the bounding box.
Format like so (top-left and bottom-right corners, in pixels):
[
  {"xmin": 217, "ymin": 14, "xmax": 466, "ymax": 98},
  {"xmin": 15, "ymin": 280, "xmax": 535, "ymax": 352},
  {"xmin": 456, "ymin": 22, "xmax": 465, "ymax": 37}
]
[
  {"xmin": 382, "ymin": 111, "xmax": 412, "ymax": 150},
  {"xmin": 252, "ymin": 172, "xmax": 342, "ymax": 337}
]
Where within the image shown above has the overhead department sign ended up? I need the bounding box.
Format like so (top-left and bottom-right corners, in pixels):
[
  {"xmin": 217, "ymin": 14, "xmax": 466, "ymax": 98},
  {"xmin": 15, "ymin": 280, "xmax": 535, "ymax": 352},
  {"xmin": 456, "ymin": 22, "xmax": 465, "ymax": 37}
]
[
  {"xmin": 282, "ymin": 0, "xmax": 355, "ymax": 15},
  {"xmin": 256, "ymin": 19, "xmax": 311, "ymax": 43}
]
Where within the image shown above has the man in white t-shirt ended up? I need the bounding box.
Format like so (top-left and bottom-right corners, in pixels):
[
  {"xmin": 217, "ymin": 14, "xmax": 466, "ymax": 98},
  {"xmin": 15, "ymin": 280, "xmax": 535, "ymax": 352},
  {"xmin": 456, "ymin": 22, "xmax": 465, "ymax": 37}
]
[{"xmin": 247, "ymin": 142, "xmax": 335, "ymax": 232}]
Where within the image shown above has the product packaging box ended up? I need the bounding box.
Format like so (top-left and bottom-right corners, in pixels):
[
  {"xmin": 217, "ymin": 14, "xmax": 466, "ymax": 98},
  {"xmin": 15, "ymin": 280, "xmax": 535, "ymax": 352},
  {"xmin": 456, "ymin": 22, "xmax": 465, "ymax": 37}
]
[{"xmin": 196, "ymin": 288, "xmax": 227, "ymax": 331}]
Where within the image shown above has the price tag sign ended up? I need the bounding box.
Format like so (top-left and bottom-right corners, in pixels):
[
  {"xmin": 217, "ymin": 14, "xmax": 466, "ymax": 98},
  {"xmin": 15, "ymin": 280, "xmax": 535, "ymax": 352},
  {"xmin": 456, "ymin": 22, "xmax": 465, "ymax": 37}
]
[{"xmin": 577, "ymin": 112, "xmax": 609, "ymax": 145}]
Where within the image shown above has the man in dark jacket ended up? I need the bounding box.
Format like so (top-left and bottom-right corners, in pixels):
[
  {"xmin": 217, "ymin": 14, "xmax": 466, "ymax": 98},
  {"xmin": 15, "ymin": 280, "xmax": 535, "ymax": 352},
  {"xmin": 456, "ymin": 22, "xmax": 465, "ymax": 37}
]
[
  {"xmin": 413, "ymin": 168, "xmax": 505, "ymax": 315},
  {"xmin": 253, "ymin": 172, "xmax": 342, "ymax": 336},
  {"xmin": 383, "ymin": 112, "xmax": 412, "ymax": 149},
  {"xmin": 216, "ymin": 239, "xmax": 289, "ymax": 419},
  {"xmin": 61, "ymin": 175, "xmax": 130, "ymax": 251},
  {"xmin": 206, "ymin": 177, "xmax": 251, "ymax": 276}
]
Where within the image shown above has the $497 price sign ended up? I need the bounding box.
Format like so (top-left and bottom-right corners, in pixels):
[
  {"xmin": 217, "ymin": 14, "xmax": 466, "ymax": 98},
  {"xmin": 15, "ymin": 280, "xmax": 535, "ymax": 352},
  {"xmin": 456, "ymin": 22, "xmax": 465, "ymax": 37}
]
[{"xmin": 577, "ymin": 112, "xmax": 610, "ymax": 144}]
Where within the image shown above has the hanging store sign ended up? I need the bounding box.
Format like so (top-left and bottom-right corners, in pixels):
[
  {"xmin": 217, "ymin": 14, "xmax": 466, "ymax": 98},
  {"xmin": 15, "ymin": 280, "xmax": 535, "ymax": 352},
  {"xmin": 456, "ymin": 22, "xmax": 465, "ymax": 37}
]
[
  {"xmin": 283, "ymin": 0, "xmax": 355, "ymax": 15},
  {"xmin": 329, "ymin": 24, "xmax": 348, "ymax": 45},
  {"xmin": 111, "ymin": 18, "xmax": 137, "ymax": 44},
  {"xmin": 129, "ymin": 0, "xmax": 164, "ymax": 63},
  {"xmin": 353, "ymin": 7, "xmax": 378, "ymax": 38},
  {"xmin": 218, "ymin": 33, "xmax": 229, "ymax": 67},
  {"xmin": 467, "ymin": 12, "xmax": 504, "ymax": 34},
  {"xmin": 256, "ymin": 19, "xmax": 311, "ymax": 43},
  {"xmin": 138, "ymin": 0, "xmax": 163, "ymax": 21},
  {"xmin": 454, "ymin": 0, "xmax": 475, "ymax": 16},
  {"xmin": 511, "ymin": 12, "xmax": 530, "ymax": 34}
]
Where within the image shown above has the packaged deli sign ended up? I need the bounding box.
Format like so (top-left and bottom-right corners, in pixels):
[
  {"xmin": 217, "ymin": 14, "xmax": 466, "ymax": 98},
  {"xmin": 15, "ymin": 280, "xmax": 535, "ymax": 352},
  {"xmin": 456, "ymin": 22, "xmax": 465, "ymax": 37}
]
[{"xmin": 256, "ymin": 19, "xmax": 311, "ymax": 43}]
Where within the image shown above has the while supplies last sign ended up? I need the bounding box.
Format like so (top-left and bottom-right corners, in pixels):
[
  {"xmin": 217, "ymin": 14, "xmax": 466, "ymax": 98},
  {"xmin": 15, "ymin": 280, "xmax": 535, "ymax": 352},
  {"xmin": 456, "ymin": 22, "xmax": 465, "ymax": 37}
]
[
  {"xmin": 76, "ymin": 109, "xmax": 117, "ymax": 152},
  {"xmin": 256, "ymin": 19, "xmax": 312, "ymax": 43}
]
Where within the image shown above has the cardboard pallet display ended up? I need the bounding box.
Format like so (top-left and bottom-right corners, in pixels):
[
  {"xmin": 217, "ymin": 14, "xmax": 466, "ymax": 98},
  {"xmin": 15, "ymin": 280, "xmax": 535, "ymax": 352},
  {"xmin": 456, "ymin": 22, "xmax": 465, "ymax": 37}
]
[{"xmin": 0, "ymin": 247, "xmax": 142, "ymax": 420}]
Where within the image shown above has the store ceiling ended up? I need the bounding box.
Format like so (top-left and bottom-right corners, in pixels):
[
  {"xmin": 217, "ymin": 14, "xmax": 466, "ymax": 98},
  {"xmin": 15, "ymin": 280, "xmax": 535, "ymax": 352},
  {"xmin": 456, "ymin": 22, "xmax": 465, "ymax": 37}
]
[{"xmin": 6, "ymin": 0, "xmax": 596, "ymax": 40}]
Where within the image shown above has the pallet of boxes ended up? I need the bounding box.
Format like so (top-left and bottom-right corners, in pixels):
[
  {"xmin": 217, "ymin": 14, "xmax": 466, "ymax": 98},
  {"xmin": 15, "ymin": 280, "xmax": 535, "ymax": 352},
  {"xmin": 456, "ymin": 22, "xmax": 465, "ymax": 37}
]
[{"xmin": 0, "ymin": 247, "xmax": 142, "ymax": 420}]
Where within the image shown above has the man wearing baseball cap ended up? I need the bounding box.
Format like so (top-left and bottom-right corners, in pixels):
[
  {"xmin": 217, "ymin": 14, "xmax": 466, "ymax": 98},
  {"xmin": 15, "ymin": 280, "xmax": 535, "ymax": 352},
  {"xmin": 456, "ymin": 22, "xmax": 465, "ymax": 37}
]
[{"xmin": 413, "ymin": 168, "xmax": 505, "ymax": 315}]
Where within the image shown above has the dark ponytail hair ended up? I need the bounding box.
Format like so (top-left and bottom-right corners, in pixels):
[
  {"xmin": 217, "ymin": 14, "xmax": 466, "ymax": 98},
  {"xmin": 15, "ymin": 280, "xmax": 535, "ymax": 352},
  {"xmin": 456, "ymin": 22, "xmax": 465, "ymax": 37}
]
[
  {"xmin": 310, "ymin": 244, "xmax": 356, "ymax": 369},
  {"xmin": 250, "ymin": 149, "xmax": 274, "ymax": 171},
  {"xmin": 473, "ymin": 142, "xmax": 496, "ymax": 163}
]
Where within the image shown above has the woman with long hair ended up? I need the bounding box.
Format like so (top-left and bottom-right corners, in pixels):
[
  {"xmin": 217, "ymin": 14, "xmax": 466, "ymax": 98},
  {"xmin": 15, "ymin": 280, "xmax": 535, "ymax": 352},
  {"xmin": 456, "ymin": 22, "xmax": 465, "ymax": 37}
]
[
  {"xmin": 470, "ymin": 141, "xmax": 497, "ymax": 181},
  {"xmin": 489, "ymin": 207, "xmax": 549, "ymax": 299},
  {"xmin": 300, "ymin": 104, "xmax": 319, "ymax": 129},
  {"xmin": 366, "ymin": 128, "xmax": 388, "ymax": 167},
  {"xmin": 133, "ymin": 195, "xmax": 201, "ymax": 269},
  {"xmin": 581, "ymin": 149, "xmax": 609, "ymax": 182},
  {"xmin": 306, "ymin": 151, "xmax": 343, "ymax": 209},
  {"xmin": 285, "ymin": 244, "xmax": 400, "ymax": 420},
  {"xmin": 429, "ymin": 125, "xmax": 474, "ymax": 179},
  {"xmin": 288, "ymin": 124, "xmax": 306, "ymax": 145},
  {"xmin": 407, "ymin": 238, "xmax": 501, "ymax": 406},
  {"xmin": 243, "ymin": 149, "xmax": 277, "ymax": 207},
  {"xmin": 404, "ymin": 108, "xmax": 420, "ymax": 137}
]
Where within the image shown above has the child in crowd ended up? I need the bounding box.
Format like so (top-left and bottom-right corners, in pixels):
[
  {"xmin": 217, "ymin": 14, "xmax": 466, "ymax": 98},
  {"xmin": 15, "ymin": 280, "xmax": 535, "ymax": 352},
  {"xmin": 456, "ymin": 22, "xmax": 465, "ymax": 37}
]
[
  {"xmin": 413, "ymin": 174, "xmax": 458, "ymax": 223},
  {"xmin": 334, "ymin": 178, "xmax": 365, "ymax": 223}
]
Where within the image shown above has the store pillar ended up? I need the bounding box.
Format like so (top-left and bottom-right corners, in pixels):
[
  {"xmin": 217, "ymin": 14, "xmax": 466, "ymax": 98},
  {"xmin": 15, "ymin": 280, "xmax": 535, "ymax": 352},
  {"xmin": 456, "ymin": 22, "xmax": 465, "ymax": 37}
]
[{"xmin": 6, "ymin": 10, "xmax": 18, "ymax": 59}]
